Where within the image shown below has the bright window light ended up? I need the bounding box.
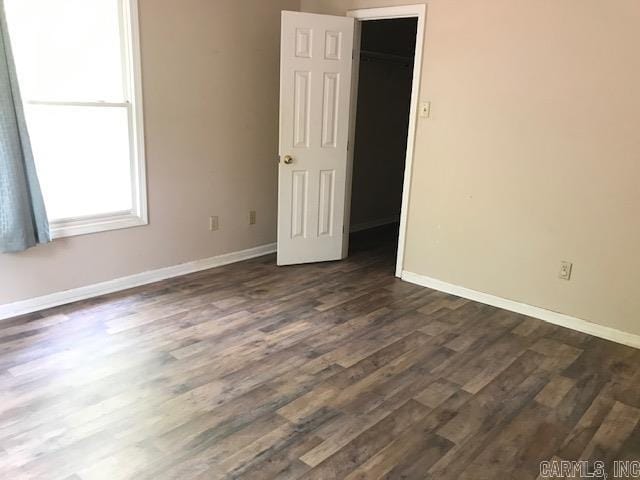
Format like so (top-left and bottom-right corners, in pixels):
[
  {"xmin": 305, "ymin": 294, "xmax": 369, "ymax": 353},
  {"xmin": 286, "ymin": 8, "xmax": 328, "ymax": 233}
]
[{"xmin": 5, "ymin": 0, "xmax": 147, "ymax": 236}]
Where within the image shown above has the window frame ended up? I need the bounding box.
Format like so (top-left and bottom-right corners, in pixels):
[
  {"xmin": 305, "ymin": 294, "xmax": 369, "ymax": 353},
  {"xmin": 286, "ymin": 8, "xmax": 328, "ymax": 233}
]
[{"xmin": 16, "ymin": 0, "xmax": 148, "ymax": 239}]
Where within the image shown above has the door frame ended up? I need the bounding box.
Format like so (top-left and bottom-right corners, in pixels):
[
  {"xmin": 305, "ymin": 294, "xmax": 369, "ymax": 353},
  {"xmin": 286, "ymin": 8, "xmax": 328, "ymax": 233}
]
[{"xmin": 346, "ymin": 5, "xmax": 426, "ymax": 277}]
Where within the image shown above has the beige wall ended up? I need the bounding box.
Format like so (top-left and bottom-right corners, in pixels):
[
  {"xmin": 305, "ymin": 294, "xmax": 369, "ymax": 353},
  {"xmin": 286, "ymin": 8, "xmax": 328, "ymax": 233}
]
[
  {"xmin": 303, "ymin": 0, "xmax": 640, "ymax": 335},
  {"xmin": 0, "ymin": 0, "xmax": 299, "ymax": 304}
]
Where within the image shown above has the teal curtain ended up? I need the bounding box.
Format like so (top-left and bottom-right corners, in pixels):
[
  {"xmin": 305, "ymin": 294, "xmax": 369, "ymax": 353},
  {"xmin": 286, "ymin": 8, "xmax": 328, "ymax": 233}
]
[{"xmin": 0, "ymin": 0, "xmax": 50, "ymax": 253}]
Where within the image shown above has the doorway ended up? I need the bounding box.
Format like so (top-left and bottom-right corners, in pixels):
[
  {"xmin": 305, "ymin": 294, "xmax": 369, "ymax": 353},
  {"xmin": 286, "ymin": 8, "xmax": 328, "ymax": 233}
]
[
  {"xmin": 347, "ymin": 6, "xmax": 425, "ymax": 276},
  {"xmin": 347, "ymin": 17, "xmax": 418, "ymax": 267},
  {"xmin": 276, "ymin": 7, "xmax": 425, "ymax": 272}
]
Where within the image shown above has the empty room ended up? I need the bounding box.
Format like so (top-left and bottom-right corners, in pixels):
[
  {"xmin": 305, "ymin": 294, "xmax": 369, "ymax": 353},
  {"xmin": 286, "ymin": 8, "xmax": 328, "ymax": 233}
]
[{"xmin": 0, "ymin": 0, "xmax": 639, "ymax": 479}]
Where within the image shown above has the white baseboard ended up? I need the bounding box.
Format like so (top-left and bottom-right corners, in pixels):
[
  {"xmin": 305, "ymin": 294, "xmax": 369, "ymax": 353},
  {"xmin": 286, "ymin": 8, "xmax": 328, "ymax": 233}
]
[
  {"xmin": 0, "ymin": 243, "xmax": 277, "ymax": 321},
  {"xmin": 350, "ymin": 215, "xmax": 400, "ymax": 233},
  {"xmin": 401, "ymin": 270, "xmax": 640, "ymax": 350}
]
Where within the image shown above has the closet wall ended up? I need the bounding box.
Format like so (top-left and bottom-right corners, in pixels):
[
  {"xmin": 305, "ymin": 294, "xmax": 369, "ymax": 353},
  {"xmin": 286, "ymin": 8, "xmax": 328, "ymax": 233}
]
[{"xmin": 349, "ymin": 19, "xmax": 417, "ymax": 230}]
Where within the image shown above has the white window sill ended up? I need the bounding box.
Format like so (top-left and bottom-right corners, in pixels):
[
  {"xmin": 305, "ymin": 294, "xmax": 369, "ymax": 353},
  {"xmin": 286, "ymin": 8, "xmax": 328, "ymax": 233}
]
[{"xmin": 50, "ymin": 211, "xmax": 148, "ymax": 239}]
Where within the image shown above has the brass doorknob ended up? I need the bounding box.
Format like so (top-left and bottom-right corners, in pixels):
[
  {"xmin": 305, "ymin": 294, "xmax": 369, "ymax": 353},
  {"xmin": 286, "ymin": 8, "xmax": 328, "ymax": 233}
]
[{"xmin": 283, "ymin": 155, "xmax": 294, "ymax": 164}]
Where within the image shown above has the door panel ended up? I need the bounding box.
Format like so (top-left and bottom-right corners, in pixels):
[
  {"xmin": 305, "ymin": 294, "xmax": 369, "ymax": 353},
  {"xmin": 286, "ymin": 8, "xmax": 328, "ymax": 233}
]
[{"xmin": 278, "ymin": 11, "xmax": 355, "ymax": 266}]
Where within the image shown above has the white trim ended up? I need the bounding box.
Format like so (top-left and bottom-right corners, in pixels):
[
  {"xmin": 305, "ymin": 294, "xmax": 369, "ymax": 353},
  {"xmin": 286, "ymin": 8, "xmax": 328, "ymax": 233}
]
[
  {"xmin": 347, "ymin": 5, "xmax": 427, "ymax": 278},
  {"xmin": 350, "ymin": 215, "xmax": 400, "ymax": 233},
  {"xmin": 49, "ymin": 211, "xmax": 146, "ymax": 239},
  {"xmin": 27, "ymin": 100, "xmax": 130, "ymax": 108},
  {"xmin": 124, "ymin": 0, "xmax": 148, "ymax": 229},
  {"xmin": 348, "ymin": 5, "xmax": 426, "ymax": 20},
  {"xmin": 0, "ymin": 243, "xmax": 276, "ymax": 321},
  {"xmin": 401, "ymin": 270, "xmax": 640, "ymax": 350}
]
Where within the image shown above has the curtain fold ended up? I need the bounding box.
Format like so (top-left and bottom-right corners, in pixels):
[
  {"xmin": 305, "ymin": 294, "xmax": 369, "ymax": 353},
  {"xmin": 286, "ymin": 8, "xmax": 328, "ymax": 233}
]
[{"xmin": 0, "ymin": 0, "xmax": 50, "ymax": 253}]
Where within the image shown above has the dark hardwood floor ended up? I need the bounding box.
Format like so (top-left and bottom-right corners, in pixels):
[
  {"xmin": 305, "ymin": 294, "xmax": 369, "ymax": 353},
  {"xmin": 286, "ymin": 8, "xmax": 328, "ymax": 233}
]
[{"xmin": 1, "ymin": 228, "xmax": 639, "ymax": 479}]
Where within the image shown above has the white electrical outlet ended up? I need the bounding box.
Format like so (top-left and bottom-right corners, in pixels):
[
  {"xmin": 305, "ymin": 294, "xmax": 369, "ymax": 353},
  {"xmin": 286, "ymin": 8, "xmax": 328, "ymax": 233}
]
[
  {"xmin": 249, "ymin": 210, "xmax": 257, "ymax": 225},
  {"xmin": 209, "ymin": 216, "xmax": 219, "ymax": 231},
  {"xmin": 559, "ymin": 261, "xmax": 572, "ymax": 281}
]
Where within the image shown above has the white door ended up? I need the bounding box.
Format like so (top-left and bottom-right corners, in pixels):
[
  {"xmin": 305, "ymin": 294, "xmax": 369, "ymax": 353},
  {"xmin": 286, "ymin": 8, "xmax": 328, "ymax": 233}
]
[{"xmin": 277, "ymin": 11, "xmax": 355, "ymax": 266}]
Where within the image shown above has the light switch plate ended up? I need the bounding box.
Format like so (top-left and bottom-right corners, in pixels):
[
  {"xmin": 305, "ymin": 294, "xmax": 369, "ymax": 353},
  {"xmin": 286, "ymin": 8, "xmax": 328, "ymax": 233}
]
[{"xmin": 419, "ymin": 101, "xmax": 431, "ymax": 118}]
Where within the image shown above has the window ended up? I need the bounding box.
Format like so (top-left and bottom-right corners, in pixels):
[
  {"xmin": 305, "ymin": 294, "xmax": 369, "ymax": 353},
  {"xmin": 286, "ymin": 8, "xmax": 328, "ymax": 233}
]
[{"xmin": 5, "ymin": 0, "xmax": 147, "ymax": 238}]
